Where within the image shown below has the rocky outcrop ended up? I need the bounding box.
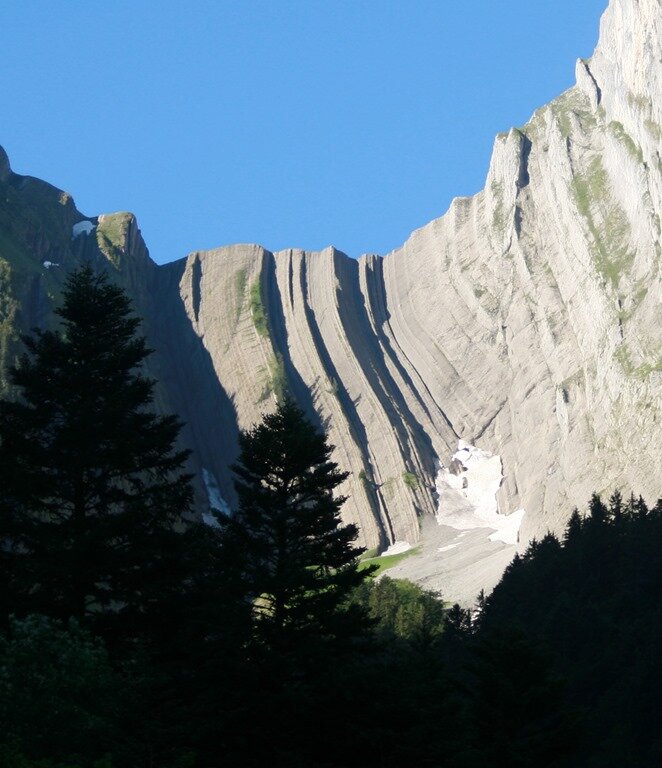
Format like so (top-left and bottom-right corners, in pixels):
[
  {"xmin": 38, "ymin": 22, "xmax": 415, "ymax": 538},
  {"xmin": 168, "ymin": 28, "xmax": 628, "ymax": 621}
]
[
  {"xmin": 0, "ymin": 0, "xmax": 659, "ymax": 599},
  {"xmin": 0, "ymin": 147, "xmax": 10, "ymax": 183}
]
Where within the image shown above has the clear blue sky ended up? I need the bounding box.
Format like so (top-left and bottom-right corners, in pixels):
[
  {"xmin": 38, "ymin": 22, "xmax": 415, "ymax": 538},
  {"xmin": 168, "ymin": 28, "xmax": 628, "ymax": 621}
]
[{"xmin": 0, "ymin": 0, "xmax": 607, "ymax": 264}]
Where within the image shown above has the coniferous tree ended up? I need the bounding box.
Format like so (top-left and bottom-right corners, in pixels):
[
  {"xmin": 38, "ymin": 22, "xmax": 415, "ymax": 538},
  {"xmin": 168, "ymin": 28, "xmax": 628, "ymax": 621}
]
[
  {"xmin": 0, "ymin": 266, "xmax": 193, "ymax": 642},
  {"xmin": 564, "ymin": 508, "xmax": 583, "ymax": 542},
  {"xmin": 609, "ymin": 489, "xmax": 624, "ymax": 528},
  {"xmin": 475, "ymin": 491, "xmax": 662, "ymax": 768},
  {"xmin": 443, "ymin": 603, "xmax": 473, "ymax": 639},
  {"xmin": 588, "ymin": 491, "xmax": 609, "ymax": 525},
  {"xmin": 224, "ymin": 399, "xmax": 373, "ymax": 660}
]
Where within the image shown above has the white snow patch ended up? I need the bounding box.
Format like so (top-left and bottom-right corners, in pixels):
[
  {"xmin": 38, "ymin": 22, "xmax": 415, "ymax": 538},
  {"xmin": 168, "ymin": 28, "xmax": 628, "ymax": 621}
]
[
  {"xmin": 42, "ymin": 261, "xmax": 59, "ymax": 269},
  {"xmin": 202, "ymin": 467, "xmax": 230, "ymax": 527},
  {"xmin": 438, "ymin": 543, "xmax": 459, "ymax": 552},
  {"xmin": 72, "ymin": 220, "xmax": 96, "ymax": 239},
  {"xmin": 488, "ymin": 509, "xmax": 525, "ymax": 544},
  {"xmin": 382, "ymin": 540, "xmax": 412, "ymax": 556},
  {"xmin": 436, "ymin": 440, "xmax": 525, "ymax": 545}
]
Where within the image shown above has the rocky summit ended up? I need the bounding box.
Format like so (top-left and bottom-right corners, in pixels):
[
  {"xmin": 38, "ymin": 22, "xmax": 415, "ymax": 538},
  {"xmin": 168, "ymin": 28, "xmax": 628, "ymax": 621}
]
[{"xmin": 0, "ymin": 0, "xmax": 659, "ymax": 602}]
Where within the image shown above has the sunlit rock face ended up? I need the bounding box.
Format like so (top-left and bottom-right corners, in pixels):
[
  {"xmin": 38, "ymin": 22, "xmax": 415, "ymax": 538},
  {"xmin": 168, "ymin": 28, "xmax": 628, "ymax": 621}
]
[
  {"xmin": 373, "ymin": 0, "xmax": 661, "ymax": 546},
  {"xmin": 0, "ymin": 0, "xmax": 659, "ymax": 600}
]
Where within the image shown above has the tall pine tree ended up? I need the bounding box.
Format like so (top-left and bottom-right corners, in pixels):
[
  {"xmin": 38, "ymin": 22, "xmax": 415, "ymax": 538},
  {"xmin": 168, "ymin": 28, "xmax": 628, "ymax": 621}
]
[
  {"xmin": 0, "ymin": 265, "xmax": 193, "ymax": 642},
  {"xmin": 225, "ymin": 399, "xmax": 373, "ymax": 660}
]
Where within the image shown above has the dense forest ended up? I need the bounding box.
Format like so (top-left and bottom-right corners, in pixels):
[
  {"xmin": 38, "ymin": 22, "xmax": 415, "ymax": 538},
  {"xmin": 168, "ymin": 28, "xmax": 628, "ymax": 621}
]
[{"xmin": 0, "ymin": 267, "xmax": 659, "ymax": 767}]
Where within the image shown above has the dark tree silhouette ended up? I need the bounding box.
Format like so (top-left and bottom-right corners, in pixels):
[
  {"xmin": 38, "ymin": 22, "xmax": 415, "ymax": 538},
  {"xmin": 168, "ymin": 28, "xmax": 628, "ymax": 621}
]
[
  {"xmin": 564, "ymin": 508, "xmax": 583, "ymax": 542},
  {"xmin": 477, "ymin": 491, "xmax": 662, "ymax": 768},
  {"xmin": 0, "ymin": 266, "xmax": 193, "ymax": 642},
  {"xmin": 443, "ymin": 602, "xmax": 474, "ymax": 639},
  {"xmin": 225, "ymin": 399, "xmax": 373, "ymax": 659}
]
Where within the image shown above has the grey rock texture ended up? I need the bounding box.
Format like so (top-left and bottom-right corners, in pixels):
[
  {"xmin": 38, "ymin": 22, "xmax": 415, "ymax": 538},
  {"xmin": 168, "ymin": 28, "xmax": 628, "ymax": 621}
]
[{"xmin": 0, "ymin": 0, "xmax": 659, "ymax": 599}]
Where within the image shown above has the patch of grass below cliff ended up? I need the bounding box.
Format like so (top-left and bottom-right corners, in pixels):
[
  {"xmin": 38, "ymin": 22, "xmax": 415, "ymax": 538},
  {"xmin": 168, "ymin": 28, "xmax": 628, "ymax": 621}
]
[{"xmin": 359, "ymin": 546, "xmax": 421, "ymax": 576}]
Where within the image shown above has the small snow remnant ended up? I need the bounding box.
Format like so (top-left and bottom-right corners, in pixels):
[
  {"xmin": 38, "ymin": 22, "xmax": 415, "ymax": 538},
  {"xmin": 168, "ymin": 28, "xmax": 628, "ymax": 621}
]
[
  {"xmin": 436, "ymin": 440, "xmax": 525, "ymax": 545},
  {"xmin": 72, "ymin": 220, "xmax": 96, "ymax": 239},
  {"xmin": 382, "ymin": 540, "xmax": 412, "ymax": 556},
  {"xmin": 488, "ymin": 509, "xmax": 525, "ymax": 544},
  {"xmin": 202, "ymin": 467, "xmax": 231, "ymax": 527},
  {"xmin": 438, "ymin": 543, "xmax": 459, "ymax": 552},
  {"xmin": 43, "ymin": 261, "xmax": 59, "ymax": 269}
]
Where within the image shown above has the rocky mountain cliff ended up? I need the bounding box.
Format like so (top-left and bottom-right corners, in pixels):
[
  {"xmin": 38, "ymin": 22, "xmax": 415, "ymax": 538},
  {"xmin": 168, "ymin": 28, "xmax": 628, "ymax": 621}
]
[{"xmin": 0, "ymin": 0, "xmax": 659, "ymax": 600}]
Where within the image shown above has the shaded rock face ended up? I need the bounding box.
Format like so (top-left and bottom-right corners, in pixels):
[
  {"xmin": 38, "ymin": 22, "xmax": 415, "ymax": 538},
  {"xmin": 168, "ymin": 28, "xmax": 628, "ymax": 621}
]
[
  {"xmin": 0, "ymin": 0, "xmax": 659, "ymax": 596},
  {"xmin": 0, "ymin": 147, "xmax": 10, "ymax": 182}
]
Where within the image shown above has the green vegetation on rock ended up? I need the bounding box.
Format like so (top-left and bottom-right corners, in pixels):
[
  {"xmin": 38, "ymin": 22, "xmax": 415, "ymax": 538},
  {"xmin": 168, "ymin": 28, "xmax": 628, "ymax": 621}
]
[
  {"xmin": 570, "ymin": 156, "xmax": 634, "ymax": 288},
  {"xmin": 614, "ymin": 344, "xmax": 634, "ymax": 375},
  {"xmin": 257, "ymin": 353, "xmax": 288, "ymax": 403},
  {"xmin": 550, "ymin": 88, "xmax": 596, "ymax": 138},
  {"xmin": 326, "ymin": 376, "xmax": 340, "ymax": 397},
  {"xmin": 614, "ymin": 343, "xmax": 662, "ymax": 380},
  {"xmin": 474, "ymin": 285, "xmax": 485, "ymax": 299},
  {"xmin": 249, "ymin": 279, "xmax": 268, "ymax": 337},
  {"xmin": 267, "ymin": 353, "xmax": 287, "ymax": 402},
  {"xmin": 644, "ymin": 118, "xmax": 661, "ymax": 141},
  {"xmin": 402, "ymin": 471, "xmax": 419, "ymax": 490},
  {"xmin": 633, "ymin": 282, "xmax": 648, "ymax": 307},
  {"xmin": 233, "ymin": 267, "xmax": 247, "ymax": 324},
  {"xmin": 490, "ymin": 180, "xmax": 507, "ymax": 235},
  {"xmin": 608, "ymin": 121, "xmax": 643, "ymax": 163},
  {"xmin": 634, "ymin": 358, "xmax": 662, "ymax": 379},
  {"xmin": 96, "ymin": 213, "xmax": 131, "ymax": 267},
  {"xmin": 627, "ymin": 91, "xmax": 650, "ymax": 111}
]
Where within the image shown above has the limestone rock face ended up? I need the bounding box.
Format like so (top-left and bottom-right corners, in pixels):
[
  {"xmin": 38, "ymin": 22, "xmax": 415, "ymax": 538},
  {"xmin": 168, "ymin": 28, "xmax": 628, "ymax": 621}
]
[
  {"xmin": 167, "ymin": 245, "xmax": 446, "ymax": 550},
  {"xmin": 0, "ymin": 0, "xmax": 659, "ymax": 598}
]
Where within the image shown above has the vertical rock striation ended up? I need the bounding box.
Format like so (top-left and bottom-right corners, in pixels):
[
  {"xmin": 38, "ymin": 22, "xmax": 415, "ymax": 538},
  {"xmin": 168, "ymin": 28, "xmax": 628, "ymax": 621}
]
[{"xmin": 0, "ymin": 0, "xmax": 659, "ymax": 598}]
